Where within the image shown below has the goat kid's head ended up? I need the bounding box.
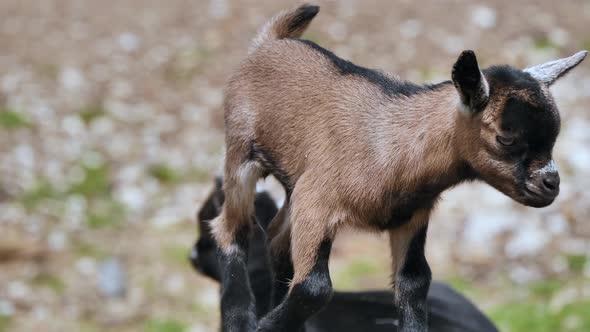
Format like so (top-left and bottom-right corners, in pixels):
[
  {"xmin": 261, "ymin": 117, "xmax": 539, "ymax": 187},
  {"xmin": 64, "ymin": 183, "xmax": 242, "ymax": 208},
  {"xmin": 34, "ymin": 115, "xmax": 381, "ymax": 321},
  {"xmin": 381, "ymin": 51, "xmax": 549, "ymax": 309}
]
[{"xmin": 452, "ymin": 50, "xmax": 587, "ymax": 208}]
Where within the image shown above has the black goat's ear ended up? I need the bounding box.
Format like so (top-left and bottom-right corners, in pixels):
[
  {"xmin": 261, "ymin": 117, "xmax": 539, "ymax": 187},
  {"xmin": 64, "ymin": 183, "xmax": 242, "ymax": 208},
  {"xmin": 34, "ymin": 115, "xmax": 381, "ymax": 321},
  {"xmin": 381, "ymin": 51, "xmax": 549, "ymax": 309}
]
[{"xmin": 452, "ymin": 50, "xmax": 489, "ymax": 113}]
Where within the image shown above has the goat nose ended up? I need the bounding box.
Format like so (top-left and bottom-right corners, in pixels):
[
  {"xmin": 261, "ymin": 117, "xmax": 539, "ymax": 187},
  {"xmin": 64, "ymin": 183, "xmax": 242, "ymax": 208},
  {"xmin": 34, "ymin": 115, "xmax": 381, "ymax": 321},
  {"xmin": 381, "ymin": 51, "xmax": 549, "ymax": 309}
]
[{"xmin": 542, "ymin": 173, "xmax": 560, "ymax": 193}]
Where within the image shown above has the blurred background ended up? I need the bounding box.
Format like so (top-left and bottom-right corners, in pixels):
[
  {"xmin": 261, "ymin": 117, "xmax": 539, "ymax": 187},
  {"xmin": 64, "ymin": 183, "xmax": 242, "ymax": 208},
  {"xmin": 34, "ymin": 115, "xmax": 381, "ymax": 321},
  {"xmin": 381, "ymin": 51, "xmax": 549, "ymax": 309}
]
[{"xmin": 0, "ymin": 0, "xmax": 589, "ymax": 331}]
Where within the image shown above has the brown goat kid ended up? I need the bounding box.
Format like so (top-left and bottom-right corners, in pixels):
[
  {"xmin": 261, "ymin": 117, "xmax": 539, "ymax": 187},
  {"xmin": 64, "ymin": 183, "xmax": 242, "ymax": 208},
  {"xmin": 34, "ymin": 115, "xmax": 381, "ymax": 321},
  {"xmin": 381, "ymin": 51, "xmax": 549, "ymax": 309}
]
[{"xmin": 210, "ymin": 4, "xmax": 587, "ymax": 332}]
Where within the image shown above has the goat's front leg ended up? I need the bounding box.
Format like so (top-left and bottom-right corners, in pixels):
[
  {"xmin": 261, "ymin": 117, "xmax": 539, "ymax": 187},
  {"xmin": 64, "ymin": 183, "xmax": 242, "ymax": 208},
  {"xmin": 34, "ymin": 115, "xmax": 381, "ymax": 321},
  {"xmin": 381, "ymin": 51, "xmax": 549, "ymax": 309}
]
[{"xmin": 389, "ymin": 210, "xmax": 432, "ymax": 332}]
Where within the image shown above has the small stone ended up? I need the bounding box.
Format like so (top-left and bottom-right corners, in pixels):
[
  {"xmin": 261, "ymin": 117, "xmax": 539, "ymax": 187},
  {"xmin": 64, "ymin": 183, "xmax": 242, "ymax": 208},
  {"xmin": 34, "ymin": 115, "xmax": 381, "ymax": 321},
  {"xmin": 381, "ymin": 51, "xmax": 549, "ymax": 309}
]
[
  {"xmin": 327, "ymin": 22, "xmax": 347, "ymax": 41},
  {"xmin": 509, "ymin": 265, "xmax": 541, "ymax": 284},
  {"xmin": 548, "ymin": 28, "xmax": 569, "ymax": 47},
  {"xmin": 117, "ymin": 33, "xmax": 140, "ymax": 52},
  {"xmin": 209, "ymin": 0, "xmax": 229, "ymax": 19},
  {"xmin": 198, "ymin": 288, "xmax": 219, "ymax": 308},
  {"xmin": 59, "ymin": 67, "xmax": 84, "ymax": 90},
  {"xmin": 164, "ymin": 274, "xmax": 185, "ymax": 295},
  {"xmin": 76, "ymin": 257, "xmax": 97, "ymax": 276},
  {"xmin": 399, "ymin": 20, "xmax": 422, "ymax": 39},
  {"xmin": 116, "ymin": 185, "xmax": 145, "ymax": 211},
  {"xmin": 442, "ymin": 36, "xmax": 464, "ymax": 55},
  {"xmin": 506, "ymin": 222, "xmax": 550, "ymax": 257},
  {"xmin": 188, "ymin": 324, "xmax": 209, "ymax": 332},
  {"xmin": 32, "ymin": 305, "xmax": 49, "ymax": 321},
  {"xmin": 98, "ymin": 257, "xmax": 127, "ymax": 298},
  {"xmin": 7, "ymin": 281, "xmax": 30, "ymax": 300},
  {"xmin": 470, "ymin": 5, "xmax": 497, "ymax": 29},
  {"xmin": 0, "ymin": 300, "xmax": 15, "ymax": 316},
  {"xmin": 47, "ymin": 230, "xmax": 67, "ymax": 251},
  {"xmin": 62, "ymin": 115, "xmax": 85, "ymax": 137},
  {"xmin": 545, "ymin": 214, "xmax": 568, "ymax": 234}
]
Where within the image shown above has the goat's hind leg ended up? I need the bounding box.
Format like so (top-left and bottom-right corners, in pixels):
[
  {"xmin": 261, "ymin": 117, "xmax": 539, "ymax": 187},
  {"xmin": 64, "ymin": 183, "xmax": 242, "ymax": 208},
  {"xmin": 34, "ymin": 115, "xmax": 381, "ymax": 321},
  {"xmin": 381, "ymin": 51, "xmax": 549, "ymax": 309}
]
[
  {"xmin": 211, "ymin": 160, "xmax": 262, "ymax": 332},
  {"xmin": 258, "ymin": 188, "xmax": 335, "ymax": 332},
  {"xmin": 266, "ymin": 201, "xmax": 294, "ymax": 307}
]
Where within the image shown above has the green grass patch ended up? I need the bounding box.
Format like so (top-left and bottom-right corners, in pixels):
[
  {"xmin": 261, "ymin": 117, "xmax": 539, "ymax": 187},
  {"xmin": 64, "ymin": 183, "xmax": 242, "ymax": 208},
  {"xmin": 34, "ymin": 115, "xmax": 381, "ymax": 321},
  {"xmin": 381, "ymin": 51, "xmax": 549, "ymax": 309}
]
[
  {"xmin": 32, "ymin": 273, "xmax": 66, "ymax": 294},
  {"xmin": 490, "ymin": 299, "xmax": 590, "ymax": 332},
  {"xmin": 86, "ymin": 198, "xmax": 125, "ymax": 229},
  {"xmin": 333, "ymin": 259, "xmax": 380, "ymax": 289},
  {"xmin": 164, "ymin": 246, "xmax": 190, "ymax": 266},
  {"xmin": 491, "ymin": 302, "xmax": 559, "ymax": 332},
  {"xmin": 566, "ymin": 254, "xmax": 587, "ymax": 274},
  {"xmin": 19, "ymin": 180, "xmax": 59, "ymax": 211},
  {"xmin": 0, "ymin": 108, "xmax": 29, "ymax": 129},
  {"xmin": 68, "ymin": 164, "xmax": 111, "ymax": 198},
  {"xmin": 74, "ymin": 242, "xmax": 109, "ymax": 259},
  {"xmin": 0, "ymin": 315, "xmax": 11, "ymax": 332},
  {"xmin": 148, "ymin": 164, "xmax": 181, "ymax": 184},
  {"xmin": 185, "ymin": 167, "xmax": 210, "ymax": 183},
  {"xmin": 529, "ymin": 279, "xmax": 562, "ymax": 299},
  {"xmin": 79, "ymin": 104, "xmax": 106, "ymax": 124},
  {"xmin": 145, "ymin": 318, "xmax": 187, "ymax": 332},
  {"xmin": 148, "ymin": 164, "xmax": 210, "ymax": 185},
  {"xmin": 533, "ymin": 36, "xmax": 557, "ymax": 50},
  {"xmin": 162, "ymin": 47, "xmax": 209, "ymax": 83},
  {"xmin": 302, "ymin": 32, "xmax": 324, "ymax": 45},
  {"xmin": 445, "ymin": 275, "xmax": 477, "ymax": 295}
]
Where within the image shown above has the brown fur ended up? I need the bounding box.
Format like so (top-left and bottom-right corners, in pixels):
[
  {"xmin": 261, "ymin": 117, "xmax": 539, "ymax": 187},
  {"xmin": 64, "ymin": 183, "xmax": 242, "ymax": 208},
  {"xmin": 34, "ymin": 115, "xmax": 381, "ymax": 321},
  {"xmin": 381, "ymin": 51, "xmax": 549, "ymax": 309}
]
[
  {"xmin": 218, "ymin": 33, "xmax": 466, "ymax": 279},
  {"xmin": 212, "ymin": 3, "xmax": 582, "ymax": 294}
]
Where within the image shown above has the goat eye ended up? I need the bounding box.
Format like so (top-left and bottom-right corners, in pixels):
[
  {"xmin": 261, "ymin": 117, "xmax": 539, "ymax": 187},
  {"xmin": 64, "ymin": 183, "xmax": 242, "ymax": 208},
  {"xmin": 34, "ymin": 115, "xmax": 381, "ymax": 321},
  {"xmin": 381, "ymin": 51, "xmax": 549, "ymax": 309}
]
[{"xmin": 497, "ymin": 135, "xmax": 515, "ymax": 146}]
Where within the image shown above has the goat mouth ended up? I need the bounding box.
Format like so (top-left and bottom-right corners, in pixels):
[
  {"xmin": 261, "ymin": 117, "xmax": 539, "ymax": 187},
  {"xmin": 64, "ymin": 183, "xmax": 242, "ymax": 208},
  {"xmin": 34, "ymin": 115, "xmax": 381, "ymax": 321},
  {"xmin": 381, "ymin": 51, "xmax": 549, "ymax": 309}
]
[{"xmin": 521, "ymin": 186, "xmax": 555, "ymax": 208}]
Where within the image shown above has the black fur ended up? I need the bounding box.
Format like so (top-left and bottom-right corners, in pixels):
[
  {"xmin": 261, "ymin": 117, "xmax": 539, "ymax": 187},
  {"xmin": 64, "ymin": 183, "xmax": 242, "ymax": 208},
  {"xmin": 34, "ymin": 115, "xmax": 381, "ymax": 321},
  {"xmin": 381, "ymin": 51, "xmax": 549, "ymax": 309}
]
[
  {"xmin": 270, "ymin": 240, "xmax": 295, "ymax": 307},
  {"xmin": 484, "ymin": 65, "xmax": 543, "ymax": 92},
  {"xmin": 296, "ymin": 39, "xmax": 451, "ymax": 98},
  {"xmin": 452, "ymin": 50, "xmax": 489, "ymax": 111},
  {"xmin": 191, "ymin": 177, "xmax": 225, "ymax": 280},
  {"xmin": 218, "ymin": 224, "xmax": 257, "ymax": 332},
  {"xmin": 395, "ymin": 226, "xmax": 432, "ymax": 332},
  {"xmin": 258, "ymin": 240, "xmax": 333, "ymax": 332},
  {"xmin": 287, "ymin": 5, "xmax": 320, "ymax": 35}
]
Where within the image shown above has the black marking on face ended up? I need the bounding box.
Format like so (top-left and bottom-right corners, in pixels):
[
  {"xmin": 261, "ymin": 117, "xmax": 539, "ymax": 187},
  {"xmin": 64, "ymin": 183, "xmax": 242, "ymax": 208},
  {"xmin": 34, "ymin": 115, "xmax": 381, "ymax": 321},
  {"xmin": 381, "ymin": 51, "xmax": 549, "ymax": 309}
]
[
  {"xmin": 485, "ymin": 66, "xmax": 560, "ymax": 154},
  {"xmin": 501, "ymin": 97, "xmax": 560, "ymax": 154},
  {"xmin": 296, "ymin": 39, "xmax": 452, "ymax": 97}
]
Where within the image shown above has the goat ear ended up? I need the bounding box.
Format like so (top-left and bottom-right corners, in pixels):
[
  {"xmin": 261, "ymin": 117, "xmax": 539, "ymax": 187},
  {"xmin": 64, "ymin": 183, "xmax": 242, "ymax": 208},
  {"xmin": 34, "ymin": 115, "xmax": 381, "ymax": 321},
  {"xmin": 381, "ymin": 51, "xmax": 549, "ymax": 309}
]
[
  {"xmin": 524, "ymin": 51, "xmax": 587, "ymax": 86},
  {"xmin": 452, "ymin": 50, "xmax": 489, "ymax": 113}
]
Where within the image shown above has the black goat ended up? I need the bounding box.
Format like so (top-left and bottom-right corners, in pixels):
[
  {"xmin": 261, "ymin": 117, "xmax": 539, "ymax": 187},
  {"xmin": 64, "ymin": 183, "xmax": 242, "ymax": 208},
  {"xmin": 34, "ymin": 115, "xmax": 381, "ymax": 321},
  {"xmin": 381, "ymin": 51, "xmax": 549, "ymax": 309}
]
[{"xmin": 191, "ymin": 178, "xmax": 498, "ymax": 332}]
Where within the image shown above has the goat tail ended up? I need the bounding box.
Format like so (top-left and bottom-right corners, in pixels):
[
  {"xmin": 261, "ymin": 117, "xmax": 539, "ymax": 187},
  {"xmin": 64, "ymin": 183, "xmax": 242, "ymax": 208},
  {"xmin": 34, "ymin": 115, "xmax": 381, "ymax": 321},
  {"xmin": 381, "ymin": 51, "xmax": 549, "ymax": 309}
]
[{"xmin": 249, "ymin": 3, "xmax": 319, "ymax": 54}]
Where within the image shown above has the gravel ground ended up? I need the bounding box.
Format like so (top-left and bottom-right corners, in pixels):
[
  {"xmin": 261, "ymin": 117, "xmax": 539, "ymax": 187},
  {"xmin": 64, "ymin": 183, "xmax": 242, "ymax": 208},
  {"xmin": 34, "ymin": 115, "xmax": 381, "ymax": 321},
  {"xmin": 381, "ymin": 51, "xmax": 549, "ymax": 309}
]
[{"xmin": 0, "ymin": 1, "xmax": 589, "ymax": 331}]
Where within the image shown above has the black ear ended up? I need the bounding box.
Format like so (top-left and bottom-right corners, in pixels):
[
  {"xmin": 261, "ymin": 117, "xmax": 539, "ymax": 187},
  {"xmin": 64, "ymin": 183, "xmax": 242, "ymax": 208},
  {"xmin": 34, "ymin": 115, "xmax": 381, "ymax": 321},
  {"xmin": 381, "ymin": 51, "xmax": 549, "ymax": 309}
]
[{"xmin": 452, "ymin": 50, "xmax": 489, "ymax": 113}]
